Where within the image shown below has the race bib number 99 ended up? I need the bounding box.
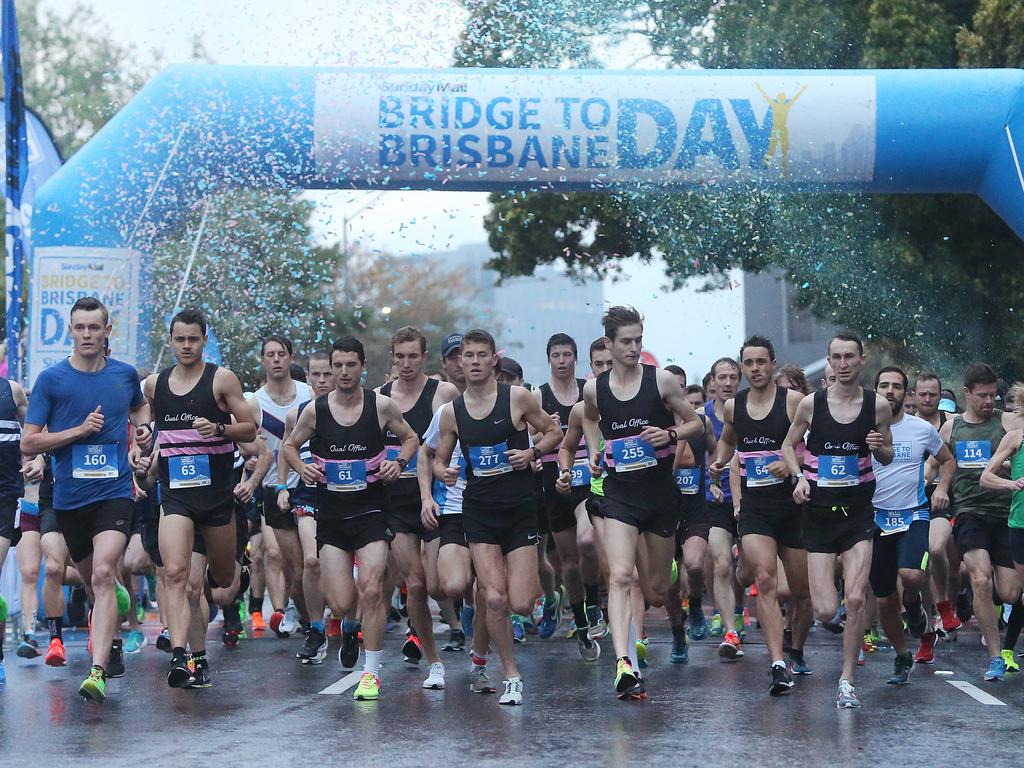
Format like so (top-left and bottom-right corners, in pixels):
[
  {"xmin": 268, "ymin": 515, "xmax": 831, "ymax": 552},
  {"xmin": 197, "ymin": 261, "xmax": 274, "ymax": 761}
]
[
  {"xmin": 72, "ymin": 444, "xmax": 118, "ymax": 480},
  {"xmin": 610, "ymin": 437, "xmax": 656, "ymax": 472},
  {"xmin": 744, "ymin": 455, "xmax": 783, "ymax": 488},
  {"xmin": 325, "ymin": 460, "xmax": 368, "ymax": 492},
  {"xmin": 817, "ymin": 455, "xmax": 859, "ymax": 488},
  {"xmin": 570, "ymin": 458, "xmax": 592, "ymax": 487},
  {"xmin": 468, "ymin": 443, "xmax": 512, "ymax": 477},
  {"xmin": 955, "ymin": 440, "xmax": 991, "ymax": 469},
  {"xmin": 168, "ymin": 454, "xmax": 211, "ymax": 489}
]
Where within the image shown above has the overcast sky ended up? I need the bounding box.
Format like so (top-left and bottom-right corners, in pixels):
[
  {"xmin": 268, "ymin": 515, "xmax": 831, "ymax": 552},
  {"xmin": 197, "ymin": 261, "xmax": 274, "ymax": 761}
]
[{"xmin": 44, "ymin": 0, "xmax": 744, "ymax": 374}]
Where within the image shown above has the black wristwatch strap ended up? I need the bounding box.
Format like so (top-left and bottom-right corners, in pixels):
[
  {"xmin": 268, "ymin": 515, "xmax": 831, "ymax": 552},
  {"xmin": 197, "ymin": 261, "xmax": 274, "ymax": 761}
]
[{"xmin": 396, "ymin": 456, "xmax": 408, "ymax": 470}]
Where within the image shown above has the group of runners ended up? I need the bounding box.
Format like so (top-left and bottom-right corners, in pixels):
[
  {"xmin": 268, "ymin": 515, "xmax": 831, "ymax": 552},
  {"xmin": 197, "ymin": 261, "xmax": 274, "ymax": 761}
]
[{"xmin": 2, "ymin": 296, "xmax": 1023, "ymax": 711}]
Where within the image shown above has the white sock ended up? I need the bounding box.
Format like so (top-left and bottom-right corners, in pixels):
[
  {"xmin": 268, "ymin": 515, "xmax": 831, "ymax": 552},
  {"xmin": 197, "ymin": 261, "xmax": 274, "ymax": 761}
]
[
  {"xmin": 363, "ymin": 649, "xmax": 383, "ymax": 675},
  {"xmin": 772, "ymin": 659, "xmax": 786, "ymax": 668}
]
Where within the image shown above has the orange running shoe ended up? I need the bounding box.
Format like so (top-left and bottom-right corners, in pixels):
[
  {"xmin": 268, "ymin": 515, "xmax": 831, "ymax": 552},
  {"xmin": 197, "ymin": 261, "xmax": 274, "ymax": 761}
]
[
  {"xmin": 45, "ymin": 637, "xmax": 67, "ymax": 666},
  {"xmin": 251, "ymin": 611, "xmax": 267, "ymax": 633},
  {"xmin": 718, "ymin": 630, "xmax": 744, "ymax": 660}
]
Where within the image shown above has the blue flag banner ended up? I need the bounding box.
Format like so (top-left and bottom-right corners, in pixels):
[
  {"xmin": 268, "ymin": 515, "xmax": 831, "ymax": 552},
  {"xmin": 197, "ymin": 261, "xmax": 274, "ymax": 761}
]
[{"xmin": 3, "ymin": 0, "xmax": 27, "ymax": 381}]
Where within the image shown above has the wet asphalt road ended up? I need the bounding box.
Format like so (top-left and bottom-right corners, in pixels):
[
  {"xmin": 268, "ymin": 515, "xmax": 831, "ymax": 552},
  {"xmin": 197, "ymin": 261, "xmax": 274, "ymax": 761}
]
[{"xmin": 1, "ymin": 613, "xmax": 1022, "ymax": 766}]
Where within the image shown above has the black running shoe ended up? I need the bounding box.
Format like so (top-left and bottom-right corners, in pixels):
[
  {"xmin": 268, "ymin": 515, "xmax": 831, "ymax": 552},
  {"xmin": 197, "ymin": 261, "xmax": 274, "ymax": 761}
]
[
  {"xmin": 186, "ymin": 659, "xmax": 212, "ymax": 689},
  {"xmin": 905, "ymin": 597, "xmax": 929, "ymax": 639},
  {"xmin": 156, "ymin": 628, "xmax": 172, "ymax": 653},
  {"xmin": 887, "ymin": 652, "xmax": 914, "ymax": 685},
  {"xmin": 769, "ymin": 664, "xmax": 795, "ymax": 696},
  {"xmin": 106, "ymin": 639, "xmax": 126, "ymax": 679},
  {"xmin": 442, "ymin": 628, "xmax": 466, "ymax": 652},
  {"xmin": 339, "ymin": 628, "xmax": 360, "ymax": 669},
  {"xmin": 297, "ymin": 628, "xmax": 328, "ymax": 665},
  {"xmin": 167, "ymin": 656, "xmax": 194, "ymax": 688}
]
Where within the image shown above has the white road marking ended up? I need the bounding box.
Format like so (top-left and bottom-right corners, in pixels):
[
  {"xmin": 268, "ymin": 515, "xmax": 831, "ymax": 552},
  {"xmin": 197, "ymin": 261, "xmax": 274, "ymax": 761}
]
[
  {"xmin": 946, "ymin": 680, "xmax": 1007, "ymax": 706},
  {"xmin": 934, "ymin": 670, "xmax": 954, "ymax": 676},
  {"xmin": 319, "ymin": 670, "xmax": 363, "ymax": 695}
]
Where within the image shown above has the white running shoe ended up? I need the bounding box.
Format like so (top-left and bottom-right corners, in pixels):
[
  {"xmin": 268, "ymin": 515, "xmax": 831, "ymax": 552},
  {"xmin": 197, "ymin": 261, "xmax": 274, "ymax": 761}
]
[
  {"xmin": 498, "ymin": 677, "xmax": 524, "ymax": 705},
  {"xmin": 280, "ymin": 602, "xmax": 300, "ymax": 635},
  {"xmin": 422, "ymin": 661, "xmax": 446, "ymax": 689}
]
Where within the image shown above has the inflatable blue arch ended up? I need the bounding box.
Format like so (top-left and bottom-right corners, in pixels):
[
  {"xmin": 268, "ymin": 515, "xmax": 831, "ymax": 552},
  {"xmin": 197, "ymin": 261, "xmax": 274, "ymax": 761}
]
[{"xmin": 28, "ymin": 65, "xmax": 1024, "ymax": 376}]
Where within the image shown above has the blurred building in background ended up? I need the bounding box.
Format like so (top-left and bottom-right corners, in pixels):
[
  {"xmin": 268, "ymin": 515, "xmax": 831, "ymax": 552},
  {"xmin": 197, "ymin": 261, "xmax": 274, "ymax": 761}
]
[
  {"xmin": 743, "ymin": 269, "xmax": 836, "ymax": 384},
  {"xmin": 430, "ymin": 243, "xmax": 604, "ymax": 385}
]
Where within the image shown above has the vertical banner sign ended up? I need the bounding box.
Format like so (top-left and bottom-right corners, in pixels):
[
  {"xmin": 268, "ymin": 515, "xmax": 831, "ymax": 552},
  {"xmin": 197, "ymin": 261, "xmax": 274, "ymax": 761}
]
[
  {"xmin": 3, "ymin": 0, "xmax": 27, "ymax": 381},
  {"xmin": 28, "ymin": 247, "xmax": 142, "ymax": 387}
]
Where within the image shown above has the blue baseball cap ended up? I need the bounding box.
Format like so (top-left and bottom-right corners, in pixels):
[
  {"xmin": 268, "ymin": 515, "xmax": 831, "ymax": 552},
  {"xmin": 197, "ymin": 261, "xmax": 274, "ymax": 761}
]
[{"xmin": 442, "ymin": 333, "xmax": 463, "ymax": 358}]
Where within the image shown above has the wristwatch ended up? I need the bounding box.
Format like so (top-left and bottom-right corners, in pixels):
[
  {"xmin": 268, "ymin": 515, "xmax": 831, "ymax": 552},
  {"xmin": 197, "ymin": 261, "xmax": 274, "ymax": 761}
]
[
  {"xmin": 396, "ymin": 457, "xmax": 409, "ymax": 470},
  {"xmin": 667, "ymin": 427, "xmax": 678, "ymax": 443},
  {"xmin": 215, "ymin": 422, "xmax": 226, "ymax": 437},
  {"xmin": 532, "ymin": 447, "xmax": 542, "ymax": 460}
]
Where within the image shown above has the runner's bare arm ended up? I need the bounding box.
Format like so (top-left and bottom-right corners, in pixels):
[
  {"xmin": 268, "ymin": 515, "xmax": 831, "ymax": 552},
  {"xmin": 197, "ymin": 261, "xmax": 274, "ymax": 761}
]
[
  {"xmin": 377, "ymin": 394, "xmax": 418, "ymax": 482},
  {"xmin": 283, "ymin": 401, "xmax": 323, "ymax": 485},
  {"xmin": 981, "ymin": 429, "xmax": 1023, "ymax": 492},
  {"xmin": 656, "ymin": 368, "xmax": 701, "ymax": 440}
]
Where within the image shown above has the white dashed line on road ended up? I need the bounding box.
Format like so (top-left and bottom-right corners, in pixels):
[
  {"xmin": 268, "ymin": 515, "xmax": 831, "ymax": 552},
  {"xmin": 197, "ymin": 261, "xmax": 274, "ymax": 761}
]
[{"xmin": 946, "ymin": 680, "xmax": 1007, "ymax": 706}]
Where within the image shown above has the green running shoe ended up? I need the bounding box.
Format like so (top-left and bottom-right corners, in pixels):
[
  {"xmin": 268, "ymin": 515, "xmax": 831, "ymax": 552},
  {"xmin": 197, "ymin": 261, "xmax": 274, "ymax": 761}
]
[
  {"xmin": 79, "ymin": 667, "xmax": 107, "ymax": 702},
  {"xmin": 710, "ymin": 613, "xmax": 724, "ymax": 638},
  {"xmin": 1001, "ymin": 649, "xmax": 1020, "ymax": 673},
  {"xmin": 354, "ymin": 671, "xmax": 381, "ymax": 700}
]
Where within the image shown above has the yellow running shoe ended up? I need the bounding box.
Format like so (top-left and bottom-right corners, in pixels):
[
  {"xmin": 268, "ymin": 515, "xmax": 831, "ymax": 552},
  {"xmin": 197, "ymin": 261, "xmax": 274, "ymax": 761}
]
[
  {"xmin": 78, "ymin": 666, "xmax": 107, "ymax": 702},
  {"xmin": 353, "ymin": 671, "xmax": 381, "ymax": 701},
  {"xmin": 636, "ymin": 639, "xmax": 648, "ymax": 668},
  {"xmin": 614, "ymin": 658, "xmax": 639, "ymax": 697},
  {"xmin": 1001, "ymin": 649, "xmax": 1020, "ymax": 673}
]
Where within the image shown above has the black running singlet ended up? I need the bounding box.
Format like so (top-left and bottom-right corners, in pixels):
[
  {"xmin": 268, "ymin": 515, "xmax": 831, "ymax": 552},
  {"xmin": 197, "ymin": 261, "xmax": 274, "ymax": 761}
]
[
  {"xmin": 539, "ymin": 379, "xmax": 588, "ymax": 493},
  {"xmin": 154, "ymin": 364, "xmax": 235, "ymax": 511},
  {"xmin": 381, "ymin": 378, "xmax": 438, "ymax": 503},
  {"xmin": 454, "ymin": 383, "xmax": 533, "ymax": 510},
  {"xmin": 310, "ymin": 390, "xmax": 386, "ymax": 520},
  {"xmin": 734, "ymin": 386, "xmax": 794, "ymax": 509},
  {"xmin": 803, "ymin": 388, "xmax": 877, "ymax": 508}
]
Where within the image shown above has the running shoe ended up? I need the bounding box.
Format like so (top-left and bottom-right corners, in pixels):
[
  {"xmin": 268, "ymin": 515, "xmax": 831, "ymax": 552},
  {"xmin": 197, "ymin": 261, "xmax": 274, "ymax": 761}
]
[
  {"xmin": 280, "ymin": 603, "xmax": 300, "ymax": 635},
  {"xmin": 511, "ymin": 615, "xmax": 526, "ymax": 644},
  {"xmin": 887, "ymin": 652, "xmax": 914, "ymax": 685},
  {"xmin": 423, "ymin": 661, "xmax": 446, "ymax": 689},
  {"xmin": 269, "ymin": 609, "xmax": 288, "ymax": 638},
  {"xmin": 106, "ymin": 639, "xmax": 125, "ymax": 679},
  {"xmin": 78, "ymin": 666, "xmax": 106, "ymax": 702},
  {"xmin": 937, "ymin": 600, "xmax": 963, "ymax": 634},
  {"xmin": 461, "ymin": 604, "xmax": 475, "ymax": 639},
  {"xmin": 905, "ymin": 598, "xmax": 929, "ymax": 638},
  {"xmin": 340, "ymin": 625, "xmax": 360, "ymax": 669},
  {"xmin": 45, "ymin": 637, "xmax": 67, "ymax": 666},
  {"xmin": 636, "ymin": 638, "xmax": 649, "ymax": 668},
  {"xmin": 718, "ymin": 630, "xmax": 743, "ymax": 660},
  {"xmin": 442, "ymin": 628, "xmax": 466, "ymax": 652},
  {"xmin": 577, "ymin": 626, "xmax": 601, "ymax": 662},
  {"xmin": 915, "ymin": 632, "xmax": 936, "ymax": 664},
  {"xmin": 470, "ymin": 664, "xmax": 497, "ymax": 694},
  {"xmin": 16, "ymin": 635, "xmax": 42, "ymax": 659},
  {"xmin": 1001, "ymin": 649, "xmax": 1020, "ymax": 673},
  {"xmin": 0, "ymin": 659, "xmax": 5, "ymax": 686},
  {"xmin": 186, "ymin": 658, "xmax": 212, "ymax": 689},
  {"xmin": 670, "ymin": 627, "xmax": 689, "ymax": 664},
  {"xmin": 788, "ymin": 650, "xmax": 812, "ymax": 675},
  {"xmin": 709, "ymin": 613, "xmax": 724, "ymax": 637},
  {"xmin": 586, "ymin": 605, "xmax": 608, "ymax": 639},
  {"xmin": 537, "ymin": 592, "xmax": 562, "ymax": 639},
  {"xmin": 688, "ymin": 610, "xmax": 711, "ymax": 641},
  {"xmin": 156, "ymin": 628, "xmax": 172, "ymax": 652},
  {"xmin": 298, "ymin": 628, "xmax": 328, "ymax": 665},
  {"xmin": 123, "ymin": 629, "xmax": 146, "ymax": 655},
  {"xmin": 353, "ymin": 671, "xmax": 381, "ymax": 701},
  {"xmin": 326, "ymin": 617, "xmax": 341, "ymax": 638},
  {"xmin": 499, "ymin": 677, "xmax": 523, "ymax": 705},
  {"xmin": 984, "ymin": 656, "xmax": 1006, "ymax": 682},
  {"xmin": 769, "ymin": 663, "xmax": 795, "ymax": 696},
  {"xmin": 167, "ymin": 656, "xmax": 194, "ymax": 689},
  {"xmin": 402, "ymin": 634, "xmax": 424, "ymax": 665},
  {"xmin": 251, "ymin": 610, "xmax": 267, "ymax": 633},
  {"xmin": 836, "ymin": 679, "xmax": 861, "ymax": 708},
  {"xmin": 614, "ymin": 657, "xmax": 640, "ymax": 699}
]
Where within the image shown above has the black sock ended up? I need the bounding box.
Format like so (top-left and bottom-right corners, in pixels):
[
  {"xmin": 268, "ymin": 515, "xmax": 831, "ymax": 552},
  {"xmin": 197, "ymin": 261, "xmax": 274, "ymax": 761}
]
[
  {"xmin": 571, "ymin": 601, "xmax": 588, "ymax": 629},
  {"xmin": 584, "ymin": 583, "xmax": 600, "ymax": 609},
  {"xmin": 1003, "ymin": 602, "xmax": 1024, "ymax": 651},
  {"xmin": 224, "ymin": 601, "xmax": 241, "ymax": 623},
  {"xmin": 47, "ymin": 616, "xmax": 63, "ymax": 641},
  {"xmin": 454, "ymin": 597, "xmax": 463, "ymax": 616},
  {"xmin": 248, "ymin": 594, "xmax": 263, "ymax": 615},
  {"xmin": 171, "ymin": 646, "xmax": 187, "ymax": 663},
  {"xmin": 191, "ymin": 649, "xmax": 207, "ymax": 663},
  {"xmin": 690, "ymin": 595, "xmax": 703, "ymax": 617},
  {"xmin": 672, "ymin": 623, "xmax": 687, "ymax": 639}
]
